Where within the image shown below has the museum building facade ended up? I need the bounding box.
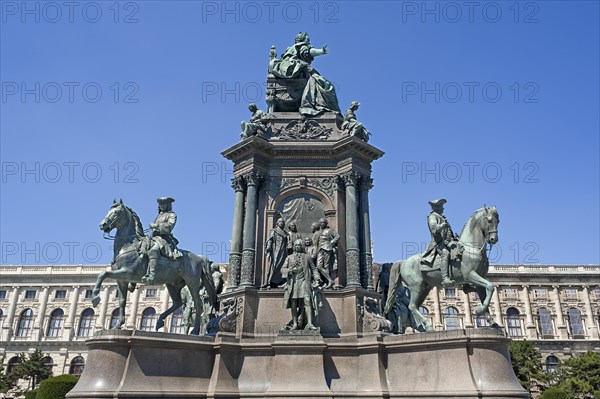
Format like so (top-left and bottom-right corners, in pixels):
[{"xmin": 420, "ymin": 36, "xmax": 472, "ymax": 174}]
[{"xmin": 0, "ymin": 263, "xmax": 598, "ymax": 379}]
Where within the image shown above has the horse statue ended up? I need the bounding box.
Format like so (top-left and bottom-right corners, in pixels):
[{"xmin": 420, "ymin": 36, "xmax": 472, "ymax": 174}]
[
  {"xmin": 383, "ymin": 205, "xmax": 500, "ymax": 332},
  {"xmin": 91, "ymin": 199, "xmax": 216, "ymax": 335}
]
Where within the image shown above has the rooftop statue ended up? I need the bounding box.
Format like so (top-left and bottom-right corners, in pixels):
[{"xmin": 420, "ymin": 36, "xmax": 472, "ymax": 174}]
[
  {"xmin": 269, "ymin": 32, "xmax": 340, "ymax": 115},
  {"xmin": 341, "ymin": 101, "xmax": 371, "ymax": 142},
  {"xmin": 241, "ymin": 103, "xmax": 272, "ymax": 139}
]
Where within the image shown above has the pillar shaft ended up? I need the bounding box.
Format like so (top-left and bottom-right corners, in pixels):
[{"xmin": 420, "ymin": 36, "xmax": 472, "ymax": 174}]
[
  {"xmin": 359, "ymin": 177, "xmax": 374, "ymax": 290},
  {"xmin": 228, "ymin": 176, "xmax": 246, "ymax": 291},
  {"xmin": 240, "ymin": 172, "xmax": 262, "ymax": 288},
  {"xmin": 342, "ymin": 172, "xmax": 360, "ymax": 288}
]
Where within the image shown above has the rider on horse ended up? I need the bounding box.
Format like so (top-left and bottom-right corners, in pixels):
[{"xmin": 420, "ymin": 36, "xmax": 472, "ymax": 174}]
[
  {"xmin": 421, "ymin": 199, "xmax": 459, "ymax": 287},
  {"xmin": 142, "ymin": 197, "xmax": 183, "ymax": 284}
]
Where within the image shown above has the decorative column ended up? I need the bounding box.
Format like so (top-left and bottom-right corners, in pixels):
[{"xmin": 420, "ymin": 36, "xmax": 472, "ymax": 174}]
[
  {"xmin": 36, "ymin": 286, "xmax": 50, "ymax": 340},
  {"xmin": 552, "ymin": 285, "xmax": 567, "ymax": 339},
  {"xmin": 462, "ymin": 290, "xmax": 473, "ymax": 328},
  {"xmin": 240, "ymin": 172, "xmax": 262, "ymax": 288},
  {"xmin": 65, "ymin": 286, "xmax": 80, "ymax": 340},
  {"xmin": 582, "ymin": 286, "xmax": 598, "ymax": 339},
  {"xmin": 227, "ymin": 176, "xmax": 246, "ymax": 291},
  {"xmin": 5, "ymin": 287, "xmax": 19, "ymax": 340},
  {"xmin": 127, "ymin": 288, "xmax": 140, "ymax": 329},
  {"xmin": 522, "ymin": 286, "xmax": 537, "ymax": 338},
  {"xmin": 97, "ymin": 287, "xmax": 110, "ymax": 330},
  {"xmin": 432, "ymin": 286, "xmax": 442, "ymax": 328},
  {"xmin": 359, "ymin": 176, "xmax": 374, "ymax": 290},
  {"xmin": 161, "ymin": 287, "xmax": 170, "ymax": 313},
  {"xmin": 341, "ymin": 172, "xmax": 360, "ymax": 288},
  {"xmin": 492, "ymin": 288, "xmax": 503, "ymax": 326}
]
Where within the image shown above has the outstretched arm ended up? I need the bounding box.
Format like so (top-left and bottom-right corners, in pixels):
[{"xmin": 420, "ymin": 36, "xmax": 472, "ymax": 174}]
[{"xmin": 309, "ymin": 44, "xmax": 328, "ymax": 57}]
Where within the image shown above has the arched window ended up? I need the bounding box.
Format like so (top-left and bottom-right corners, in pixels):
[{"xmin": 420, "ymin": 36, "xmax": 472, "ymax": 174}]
[
  {"xmin": 567, "ymin": 308, "xmax": 585, "ymax": 336},
  {"xmin": 170, "ymin": 308, "xmax": 184, "ymax": 334},
  {"xmin": 7, "ymin": 356, "xmax": 21, "ymax": 373},
  {"xmin": 47, "ymin": 308, "xmax": 64, "ymax": 337},
  {"xmin": 42, "ymin": 356, "xmax": 54, "ymax": 373},
  {"xmin": 506, "ymin": 308, "xmax": 523, "ymax": 337},
  {"xmin": 444, "ymin": 307, "xmax": 461, "ymax": 330},
  {"xmin": 140, "ymin": 307, "xmax": 157, "ymax": 332},
  {"xmin": 418, "ymin": 306, "xmax": 432, "ymax": 325},
  {"xmin": 545, "ymin": 355, "xmax": 560, "ymax": 373},
  {"xmin": 69, "ymin": 356, "xmax": 85, "ymax": 375},
  {"xmin": 0, "ymin": 308, "xmax": 4, "ymax": 330},
  {"xmin": 537, "ymin": 307, "xmax": 554, "ymax": 337},
  {"xmin": 77, "ymin": 308, "xmax": 95, "ymax": 337},
  {"xmin": 16, "ymin": 308, "xmax": 34, "ymax": 337},
  {"xmin": 109, "ymin": 308, "xmax": 121, "ymax": 329}
]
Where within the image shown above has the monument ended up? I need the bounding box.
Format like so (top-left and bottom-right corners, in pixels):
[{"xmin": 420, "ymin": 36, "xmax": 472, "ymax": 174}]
[{"xmin": 67, "ymin": 33, "xmax": 528, "ymax": 399}]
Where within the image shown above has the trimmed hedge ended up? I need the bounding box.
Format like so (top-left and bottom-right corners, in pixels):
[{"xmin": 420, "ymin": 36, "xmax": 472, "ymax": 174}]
[
  {"xmin": 24, "ymin": 390, "xmax": 38, "ymax": 399},
  {"xmin": 541, "ymin": 387, "xmax": 569, "ymax": 399},
  {"xmin": 36, "ymin": 374, "xmax": 78, "ymax": 399}
]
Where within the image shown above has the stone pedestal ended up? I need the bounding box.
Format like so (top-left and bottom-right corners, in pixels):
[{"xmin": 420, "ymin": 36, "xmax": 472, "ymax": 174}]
[{"xmin": 67, "ymin": 328, "xmax": 528, "ymax": 399}]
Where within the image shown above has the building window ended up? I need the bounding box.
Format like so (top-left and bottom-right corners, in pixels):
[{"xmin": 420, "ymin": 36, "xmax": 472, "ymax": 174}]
[
  {"xmin": 16, "ymin": 308, "xmax": 34, "ymax": 337},
  {"xmin": 0, "ymin": 290, "xmax": 7, "ymax": 299},
  {"xmin": 47, "ymin": 308, "xmax": 65, "ymax": 337},
  {"xmin": 506, "ymin": 308, "xmax": 523, "ymax": 337},
  {"xmin": 140, "ymin": 307, "xmax": 157, "ymax": 331},
  {"xmin": 476, "ymin": 315, "xmax": 488, "ymax": 327},
  {"xmin": 0, "ymin": 309, "xmax": 4, "ymax": 331},
  {"xmin": 567, "ymin": 308, "xmax": 585, "ymax": 337},
  {"xmin": 85, "ymin": 289, "xmax": 94, "ymax": 299},
  {"xmin": 592, "ymin": 287, "xmax": 600, "ymax": 300},
  {"xmin": 25, "ymin": 290, "xmax": 36, "ymax": 300},
  {"xmin": 537, "ymin": 307, "xmax": 554, "ymax": 337},
  {"xmin": 109, "ymin": 308, "xmax": 121, "ymax": 329},
  {"xmin": 55, "ymin": 290, "xmax": 67, "ymax": 299},
  {"xmin": 418, "ymin": 306, "xmax": 431, "ymax": 325},
  {"xmin": 503, "ymin": 287, "xmax": 517, "ymax": 298},
  {"xmin": 145, "ymin": 289, "xmax": 157, "ymax": 298},
  {"xmin": 42, "ymin": 356, "xmax": 54, "ymax": 373},
  {"xmin": 77, "ymin": 308, "xmax": 95, "ymax": 337},
  {"xmin": 170, "ymin": 308, "xmax": 184, "ymax": 334},
  {"xmin": 444, "ymin": 288, "xmax": 456, "ymax": 298},
  {"xmin": 545, "ymin": 355, "xmax": 560, "ymax": 373},
  {"xmin": 533, "ymin": 288, "xmax": 547, "ymax": 299},
  {"xmin": 564, "ymin": 288, "xmax": 578, "ymax": 300},
  {"xmin": 7, "ymin": 356, "xmax": 22, "ymax": 373},
  {"xmin": 69, "ymin": 356, "xmax": 85, "ymax": 375},
  {"xmin": 444, "ymin": 307, "xmax": 461, "ymax": 330}
]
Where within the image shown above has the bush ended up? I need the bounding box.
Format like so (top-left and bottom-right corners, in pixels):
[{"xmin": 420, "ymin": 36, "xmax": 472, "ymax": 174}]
[
  {"xmin": 541, "ymin": 387, "xmax": 569, "ymax": 399},
  {"xmin": 24, "ymin": 389, "xmax": 38, "ymax": 399},
  {"xmin": 36, "ymin": 374, "xmax": 78, "ymax": 399}
]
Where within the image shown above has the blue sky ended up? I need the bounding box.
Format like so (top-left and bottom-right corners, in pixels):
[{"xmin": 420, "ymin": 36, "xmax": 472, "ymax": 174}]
[{"xmin": 1, "ymin": 1, "xmax": 598, "ymax": 266}]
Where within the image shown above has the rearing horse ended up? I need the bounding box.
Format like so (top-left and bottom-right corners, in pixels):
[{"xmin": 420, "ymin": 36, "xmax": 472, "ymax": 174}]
[
  {"xmin": 384, "ymin": 205, "xmax": 500, "ymax": 332},
  {"xmin": 92, "ymin": 200, "xmax": 216, "ymax": 335}
]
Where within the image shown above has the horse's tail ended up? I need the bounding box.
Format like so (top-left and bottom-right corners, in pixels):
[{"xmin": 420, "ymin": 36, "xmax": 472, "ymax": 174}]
[{"xmin": 383, "ymin": 260, "xmax": 403, "ymax": 315}]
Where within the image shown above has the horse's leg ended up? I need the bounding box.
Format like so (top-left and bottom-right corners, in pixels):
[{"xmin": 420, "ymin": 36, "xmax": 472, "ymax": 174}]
[
  {"xmin": 407, "ymin": 283, "xmax": 432, "ymax": 332},
  {"xmin": 114, "ymin": 280, "xmax": 128, "ymax": 329},
  {"xmin": 467, "ymin": 270, "xmax": 495, "ymax": 318},
  {"xmin": 157, "ymin": 283, "xmax": 185, "ymax": 331},
  {"xmin": 92, "ymin": 270, "xmax": 109, "ymax": 307}
]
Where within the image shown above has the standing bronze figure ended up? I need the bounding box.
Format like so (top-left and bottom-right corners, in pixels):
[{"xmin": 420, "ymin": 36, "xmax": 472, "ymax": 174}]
[
  {"xmin": 421, "ymin": 199, "xmax": 457, "ymax": 287},
  {"xmin": 264, "ymin": 218, "xmax": 289, "ymax": 288},
  {"xmin": 315, "ymin": 218, "xmax": 339, "ymax": 288}
]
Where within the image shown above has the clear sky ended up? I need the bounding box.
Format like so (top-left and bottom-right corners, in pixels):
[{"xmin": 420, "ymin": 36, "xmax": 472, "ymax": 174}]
[{"xmin": 1, "ymin": 1, "xmax": 598, "ymax": 266}]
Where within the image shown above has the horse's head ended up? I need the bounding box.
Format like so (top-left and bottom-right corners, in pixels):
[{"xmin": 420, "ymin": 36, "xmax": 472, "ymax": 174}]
[
  {"xmin": 481, "ymin": 204, "xmax": 500, "ymax": 245},
  {"xmin": 99, "ymin": 199, "xmax": 129, "ymax": 233}
]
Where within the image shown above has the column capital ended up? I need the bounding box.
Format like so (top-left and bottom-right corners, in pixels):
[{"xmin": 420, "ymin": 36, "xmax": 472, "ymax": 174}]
[
  {"xmin": 339, "ymin": 171, "xmax": 360, "ymax": 187},
  {"xmin": 359, "ymin": 175, "xmax": 374, "ymax": 191},
  {"xmin": 243, "ymin": 171, "xmax": 265, "ymax": 187},
  {"xmin": 231, "ymin": 176, "xmax": 246, "ymax": 192}
]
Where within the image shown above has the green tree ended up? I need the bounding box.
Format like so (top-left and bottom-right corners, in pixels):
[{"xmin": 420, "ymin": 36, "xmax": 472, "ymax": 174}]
[
  {"xmin": 0, "ymin": 355, "xmax": 19, "ymax": 394},
  {"xmin": 509, "ymin": 340, "xmax": 548, "ymax": 392},
  {"xmin": 13, "ymin": 349, "xmax": 53, "ymax": 390},
  {"xmin": 553, "ymin": 351, "xmax": 600, "ymax": 398}
]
